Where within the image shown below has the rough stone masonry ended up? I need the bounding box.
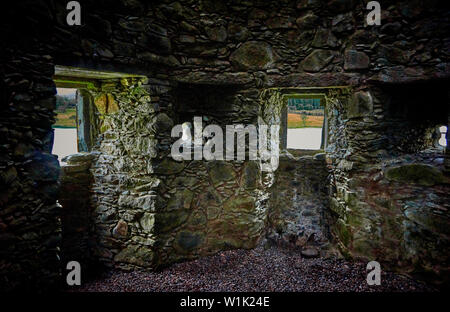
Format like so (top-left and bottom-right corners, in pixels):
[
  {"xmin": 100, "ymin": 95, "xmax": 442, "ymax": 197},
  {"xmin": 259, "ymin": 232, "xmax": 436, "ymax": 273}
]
[{"xmin": 0, "ymin": 0, "xmax": 449, "ymax": 291}]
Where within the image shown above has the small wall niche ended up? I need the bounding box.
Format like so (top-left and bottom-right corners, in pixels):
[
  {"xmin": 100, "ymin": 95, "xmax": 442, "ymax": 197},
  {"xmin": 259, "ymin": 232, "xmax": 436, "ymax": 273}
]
[{"xmin": 379, "ymin": 80, "xmax": 449, "ymax": 154}]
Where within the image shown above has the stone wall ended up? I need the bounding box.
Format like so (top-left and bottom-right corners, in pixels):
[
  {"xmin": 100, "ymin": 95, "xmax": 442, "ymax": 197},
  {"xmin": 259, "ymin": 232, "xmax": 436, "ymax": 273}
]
[
  {"xmin": 150, "ymin": 83, "xmax": 266, "ymax": 267},
  {"xmin": 56, "ymin": 78, "xmax": 266, "ymax": 270},
  {"xmin": 59, "ymin": 153, "xmax": 95, "ymax": 274},
  {"xmin": 86, "ymin": 78, "xmax": 267, "ymax": 270},
  {"xmin": 259, "ymin": 84, "xmax": 449, "ymax": 285},
  {"xmin": 1, "ymin": 0, "xmax": 450, "ymax": 290},
  {"xmin": 86, "ymin": 77, "xmax": 162, "ymax": 269},
  {"xmin": 259, "ymin": 87, "xmax": 349, "ymax": 258},
  {"xmin": 328, "ymin": 84, "xmax": 450, "ymax": 286},
  {"xmin": 0, "ymin": 52, "xmax": 61, "ymax": 291},
  {"xmin": 152, "ymin": 159, "xmax": 264, "ymax": 266},
  {"xmin": 266, "ymin": 151, "xmax": 333, "ymax": 258}
]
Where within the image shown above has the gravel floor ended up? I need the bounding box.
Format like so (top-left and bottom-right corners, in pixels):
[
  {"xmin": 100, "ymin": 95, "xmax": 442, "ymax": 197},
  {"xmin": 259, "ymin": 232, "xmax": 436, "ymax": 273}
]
[{"xmin": 74, "ymin": 246, "xmax": 436, "ymax": 292}]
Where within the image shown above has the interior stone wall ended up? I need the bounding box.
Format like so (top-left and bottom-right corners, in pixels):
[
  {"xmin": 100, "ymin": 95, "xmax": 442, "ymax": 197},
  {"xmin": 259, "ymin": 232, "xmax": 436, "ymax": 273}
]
[
  {"xmin": 328, "ymin": 85, "xmax": 450, "ymax": 286},
  {"xmin": 151, "ymin": 159, "xmax": 265, "ymax": 266},
  {"xmin": 0, "ymin": 52, "xmax": 61, "ymax": 291},
  {"xmin": 149, "ymin": 83, "xmax": 266, "ymax": 267},
  {"xmin": 259, "ymin": 87, "xmax": 352, "ymax": 257},
  {"xmin": 87, "ymin": 78, "xmax": 163, "ymax": 269},
  {"xmin": 266, "ymin": 151, "xmax": 333, "ymax": 258},
  {"xmin": 59, "ymin": 153, "xmax": 95, "ymax": 277},
  {"xmin": 58, "ymin": 79, "xmax": 267, "ymax": 270},
  {"xmin": 259, "ymin": 84, "xmax": 450, "ymax": 286},
  {"xmin": 1, "ymin": 0, "xmax": 450, "ymax": 290},
  {"xmin": 47, "ymin": 76, "xmax": 169, "ymax": 271}
]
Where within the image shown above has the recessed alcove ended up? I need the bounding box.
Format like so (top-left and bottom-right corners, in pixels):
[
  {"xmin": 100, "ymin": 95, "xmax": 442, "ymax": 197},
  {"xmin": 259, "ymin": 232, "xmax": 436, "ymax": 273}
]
[{"xmin": 378, "ymin": 80, "xmax": 449, "ymax": 154}]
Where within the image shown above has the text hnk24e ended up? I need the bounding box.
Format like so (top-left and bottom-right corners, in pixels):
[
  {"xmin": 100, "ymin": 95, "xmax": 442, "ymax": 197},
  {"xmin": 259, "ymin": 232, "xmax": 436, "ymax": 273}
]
[{"xmin": 180, "ymin": 296, "xmax": 270, "ymax": 309}]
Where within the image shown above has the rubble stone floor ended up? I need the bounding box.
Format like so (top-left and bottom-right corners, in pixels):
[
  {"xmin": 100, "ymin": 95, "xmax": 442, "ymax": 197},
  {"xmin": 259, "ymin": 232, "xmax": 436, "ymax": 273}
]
[{"xmin": 74, "ymin": 246, "xmax": 436, "ymax": 292}]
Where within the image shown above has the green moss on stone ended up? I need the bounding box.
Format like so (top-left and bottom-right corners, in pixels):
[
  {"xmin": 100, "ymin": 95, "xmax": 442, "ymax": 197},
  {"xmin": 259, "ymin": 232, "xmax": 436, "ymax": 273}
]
[
  {"xmin": 175, "ymin": 231, "xmax": 204, "ymax": 252},
  {"xmin": 207, "ymin": 161, "xmax": 236, "ymax": 185},
  {"xmin": 335, "ymin": 219, "xmax": 352, "ymax": 247},
  {"xmin": 154, "ymin": 210, "xmax": 190, "ymax": 233},
  {"xmin": 114, "ymin": 245, "xmax": 153, "ymax": 267},
  {"xmin": 166, "ymin": 189, "xmax": 194, "ymax": 211},
  {"xmin": 230, "ymin": 41, "xmax": 274, "ymax": 70},
  {"xmin": 385, "ymin": 164, "xmax": 446, "ymax": 186},
  {"xmin": 139, "ymin": 213, "xmax": 155, "ymax": 231},
  {"xmin": 223, "ymin": 196, "xmax": 255, "ymax": 213},
  {"xmin": 153, "ymin": 158, "xmax": 186, "ymax": 175}
]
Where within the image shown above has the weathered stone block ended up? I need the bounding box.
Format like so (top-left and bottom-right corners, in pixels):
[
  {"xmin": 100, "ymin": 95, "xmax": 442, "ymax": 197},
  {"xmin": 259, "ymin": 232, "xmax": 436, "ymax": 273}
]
[
  {"xmin": 152, "ymin": 113, "xmax": 173, "ymax": 133},
  {"xmin": 379, "ymin": 45, "xmax": 411, "ymax": 65},
  {"xmin": 300, "ymin": 50, "xmax": 337, "ymax": 72},
  {"xmin": 296, "ymin": 12, "xmax": 319, "ymax": 29},
  {"xmin": 113, "ymin": 220, "xmax": 128, "ymax": 238},
  {"xmin": 25, "ymin": 153, "xmax": 60, "ymax": 182},
  {"xmin": 114, "ymin": 245, "xmax": 153, "ymax": 267},
  {"xmin": 385, "ymin": 164, "xmax": 446, "ymax": 186},
  {"xmin": 154, "ymin": 211, "xmax": 190, "ymax": 233},
  {"xmin": 153, "ymin": 158, "xmax": 186, "ymax": 175},
  {"xmin": 118, "ymin": 194, "xmax": 158, "ymax": 211},
  {"xmin": 230, "ymin": 41, "xmax": 275, "ymax": 71},
  {"xmin": 0, "ymin": 166, "xmax": 17, "ymax": 185},
  {"xmin": 312, "ymin": 29, "xmax": 338, "ymax": 48},
  {"xmin": 242, "ymin": 161, "xmax": 259, "ymax": 189},
  {"xmin": 139, "ymin": 213, "xmax": 155, "ymax": 232},
  {"xmin": 137, "ymin": 32, "xmax": 172, "ymax": 55},
  {"xmin": 347, "ymin": 91, "xmax": 373, "ymax": 118},
  {"xmin": 227, "ymin": 24, "xmax": 250, "ymax": 41},
  {"xmin": 166, "ymin": 189, "xmax": 194, "ymax": 211},
  {"xmin": 207, "ymin": 161, "xmax": 236, "ymax": 185},
  {"xmin": 327, "ymin": 0, "xmax": 357, "ymax": 13},
  {"xmin": 223, "ymin": 196, "xmax": 255, "ymax": 213},
  {"xmin": 175, "ymin": 231, "xmax": 204, "ymax": 252},
  {"xmin": 344, "ymin": 50, "xmax": 370, "ymax": 70},
  {"xmin": 205, "ymin": 25, "xmax": 227, "ymax": 42}
]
